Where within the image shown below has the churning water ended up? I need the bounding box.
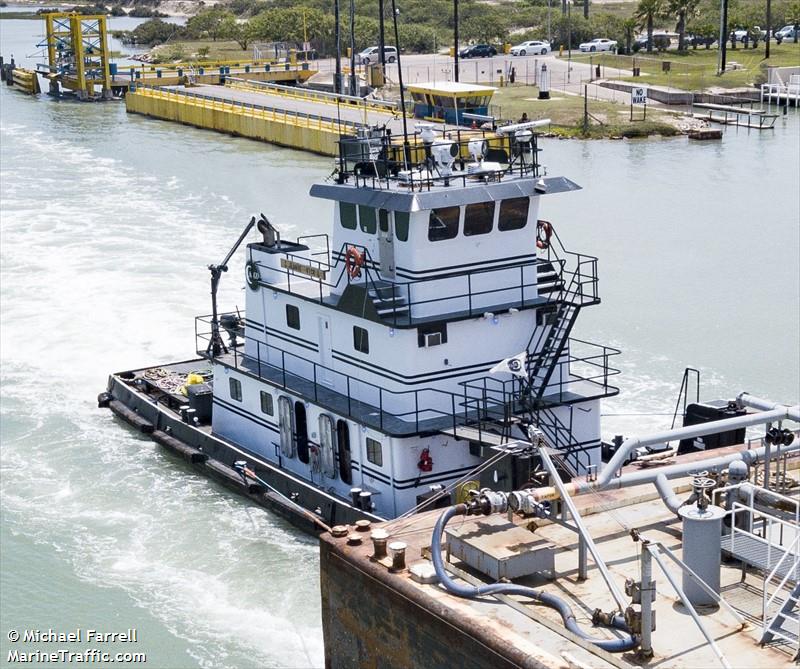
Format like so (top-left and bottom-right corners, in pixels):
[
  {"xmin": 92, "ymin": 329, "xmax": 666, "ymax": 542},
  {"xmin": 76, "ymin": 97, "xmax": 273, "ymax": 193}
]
[{"xmin": 1, "ymin": 12, "xmax": 798, "ymax": 668}]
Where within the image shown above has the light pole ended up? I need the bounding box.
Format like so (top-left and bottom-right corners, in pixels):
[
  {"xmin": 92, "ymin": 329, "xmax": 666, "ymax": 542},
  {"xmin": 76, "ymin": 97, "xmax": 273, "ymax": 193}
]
[
  {"xmin": 349, "ymin": 0, "xmax": 357, "ymax": 94},
  {"xmin": 379, "ymin": 0, "xmax": 386, "ymax": 68},
  {"xmin": 334, "ymin": 0, "xmax": 341, "ymax": 93},
  {"xmin": 567, "ymin": 0, "xmax": 572, "ymax": 84},
  {"xmin": 454, "ymin": 0, "xmax": 460, "ymax": 82}
]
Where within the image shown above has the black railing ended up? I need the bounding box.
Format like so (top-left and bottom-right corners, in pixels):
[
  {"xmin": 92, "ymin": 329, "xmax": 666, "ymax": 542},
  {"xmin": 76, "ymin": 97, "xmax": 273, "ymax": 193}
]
[
  {"xmin": 196, "ymin": 313, "xmax": 619, "ymax": 436},
  {"xmin": 251, "ymin": 240, "xmax": 545, "ymax": 326},
  {"xmin": 336, "ymin": 125, "xmax": 542, "ymax": 192}
]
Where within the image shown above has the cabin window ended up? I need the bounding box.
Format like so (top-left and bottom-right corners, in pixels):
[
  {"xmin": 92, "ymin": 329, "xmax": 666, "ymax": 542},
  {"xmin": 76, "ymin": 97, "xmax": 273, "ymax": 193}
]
[
  {"xmin": 464, "ymin": 202, "xmax": 494, "ymax": 236},
  {"xmin": 353, "ymin": 326, "xmax": 370, "ymax": 354},
  {"xmin": 498, "ymin": 198, "xmax": 530, "ymax": 231},
  {"xmin": 358, "ymin": 205, "xmax": 377, "ymax": 234},
  {"xmin": 295, "ymin": 401, "xmax": 309, "ymax": 464},
  {"xmin": 260, "ymin": 391, "xmax": 274, "ymax": 415},
  {"xmin": 418, "ymin": 323, "xmax": 447, "ymax": 347},
  {"xmin": 394, "ymin": 212, "xmax": 410, "ymax": 242},
  {"xmin": 318, "ymin": 414, "xmax": 337, "ymax": 479},
  {"xmin": 229, "ymin": 377, "xmax": 242, "ymax": 402},
  {"xmin": 428, "ymin": 207, "xmax": 460, "ymax": 242},
  {"xmin": 337, "ymin": 420, "xmax": 352, "ymax": 484},
  {"xmin": 379, "ymin": 209, "xmax": 390, "ymax": 233},
  {"xmin": 340, "ymin": 202, "xmax": 357, "ymax": 230},
  {"xmin": 286, "ymin": 304, "xmax": 300, "ymax": 330},
  {"xmin": 366, "ymin": 437, "xmax": 383, "ymax": 467}
]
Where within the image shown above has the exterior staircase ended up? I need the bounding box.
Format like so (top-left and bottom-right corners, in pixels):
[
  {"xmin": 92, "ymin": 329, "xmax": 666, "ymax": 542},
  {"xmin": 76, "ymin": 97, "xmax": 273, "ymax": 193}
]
[
  {"xmin": 368, "ymin": 281, "xmax": 409, "ymax": 323},
  {"xmin": 760, "ymin": 535, "xmax": 800, "ymax": 659}
]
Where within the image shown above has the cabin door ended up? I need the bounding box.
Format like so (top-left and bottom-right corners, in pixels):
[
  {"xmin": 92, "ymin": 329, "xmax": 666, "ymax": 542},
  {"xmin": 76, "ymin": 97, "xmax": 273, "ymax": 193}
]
[
  {"xmin": 377, "ymin": 209, "xmax": 396, "ymax": 279},
  {"xmin": 317, "ymin": 315, "xmax": 334, "ymax": 386}
]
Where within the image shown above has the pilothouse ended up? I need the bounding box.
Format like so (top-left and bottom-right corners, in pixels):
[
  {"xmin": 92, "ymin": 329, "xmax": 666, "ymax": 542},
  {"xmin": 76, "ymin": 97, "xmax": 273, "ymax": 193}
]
[{"xmin": 101, "ymin": 122, "xmax": 622, "ymax": 526}]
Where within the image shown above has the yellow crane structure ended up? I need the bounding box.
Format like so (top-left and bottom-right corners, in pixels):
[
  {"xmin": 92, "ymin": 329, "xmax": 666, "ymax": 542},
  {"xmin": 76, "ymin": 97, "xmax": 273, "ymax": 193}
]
[{"xmin": 42, "ymin": 12, "xmax": 112, "ymax": 100}]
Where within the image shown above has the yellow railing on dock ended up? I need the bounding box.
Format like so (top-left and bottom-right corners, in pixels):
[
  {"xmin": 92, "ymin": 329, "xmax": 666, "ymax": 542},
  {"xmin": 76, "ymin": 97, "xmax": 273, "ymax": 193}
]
[{"xmin": 126, "ymin": 86, "xmax": 354, "ymax": 155}]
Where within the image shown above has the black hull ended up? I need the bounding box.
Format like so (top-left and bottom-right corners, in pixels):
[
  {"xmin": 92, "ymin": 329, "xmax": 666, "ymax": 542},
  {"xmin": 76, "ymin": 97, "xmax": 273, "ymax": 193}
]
[{"xmin": 100, "ymin": 367, "xmax": 381, "ymax": 535}]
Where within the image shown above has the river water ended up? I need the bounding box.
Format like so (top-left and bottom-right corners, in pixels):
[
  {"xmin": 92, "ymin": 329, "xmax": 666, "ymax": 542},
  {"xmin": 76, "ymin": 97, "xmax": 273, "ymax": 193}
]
[{"xmin": 1, "ymin": 12, "xmax": 798, "ymax": 669}]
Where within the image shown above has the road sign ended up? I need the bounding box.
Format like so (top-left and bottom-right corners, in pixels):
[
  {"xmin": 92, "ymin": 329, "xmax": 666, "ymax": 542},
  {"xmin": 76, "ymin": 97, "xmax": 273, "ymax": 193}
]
[{"xmin": 631, "ymin": 86, "xmax": 648, "ymax": 105}]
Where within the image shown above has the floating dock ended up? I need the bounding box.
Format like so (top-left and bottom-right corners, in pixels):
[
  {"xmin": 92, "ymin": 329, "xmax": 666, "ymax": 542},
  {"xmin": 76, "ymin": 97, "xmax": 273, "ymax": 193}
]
[
  {"xmin": 692, "ymin": 102, "xmax": 779, "ymax": 130},
  {"xmin": 319, "ymin": 440, "xmax": 800, "ymax": 668},
  {"xmin": 126, "ymin": 81, "xmax": 406, "ymax": 156}
]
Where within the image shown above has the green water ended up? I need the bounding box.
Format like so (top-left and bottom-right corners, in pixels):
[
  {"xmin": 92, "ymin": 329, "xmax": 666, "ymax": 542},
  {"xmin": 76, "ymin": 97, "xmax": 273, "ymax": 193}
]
[{"xmin": 1, "ymin": 11, "xmax": 798, "ymax": 669}]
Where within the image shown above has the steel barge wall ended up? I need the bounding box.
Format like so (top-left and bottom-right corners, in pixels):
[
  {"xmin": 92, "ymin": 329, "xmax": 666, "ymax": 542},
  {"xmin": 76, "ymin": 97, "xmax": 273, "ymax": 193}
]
[{"xmin": 319, "ymin": 535, "xmax": 555, "ymax": 669}]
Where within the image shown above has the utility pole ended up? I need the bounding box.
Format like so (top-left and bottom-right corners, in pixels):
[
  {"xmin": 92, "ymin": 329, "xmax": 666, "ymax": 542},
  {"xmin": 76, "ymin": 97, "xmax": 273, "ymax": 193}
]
[
  {"xmin": 349, "ymin": 0, "xmax": 357, "ymax": 95},
  {"xmin": 379, "ymin": 0, "xmax": 386, "ymax": 67},
  {"xmin": 454, "ymin": 0, "xmax": 460, "ymax": 82},
  {"xmin": 717, "ymin": 0, "xmax": 728, "ymax": 74},
  {"xmin": 547, "ymin": 0, "xmax": 552, "ymax": 44},
  {"xmin": 765, "ymin": 0, "xmax": 772, "ymax": 58},
  {"xmin": 584, "ymin": 0, "xmax": 588, "ymax": 20},
  {"xmin": 334, "ymin": 0, "xmax": 341, "ymax": 93}
]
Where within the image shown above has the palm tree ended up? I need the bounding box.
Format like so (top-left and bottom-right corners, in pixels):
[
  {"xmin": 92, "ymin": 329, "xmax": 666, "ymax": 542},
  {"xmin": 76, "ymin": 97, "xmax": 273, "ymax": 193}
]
[
  {"xmin": 635, "ymin": 0, "xmax": 663, "ymax": 52},
  {"xmin": 622, "ymin": 17, "xmax": 637, "ymax": 53},
  {"xmin": 668, "ymin": 0, "xmax": 698, "ymax": 51}
]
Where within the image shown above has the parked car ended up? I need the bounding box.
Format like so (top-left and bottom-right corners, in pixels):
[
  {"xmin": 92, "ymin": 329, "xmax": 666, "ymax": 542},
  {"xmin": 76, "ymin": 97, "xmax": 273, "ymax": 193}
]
[
  {"xmin": 775, "ymin": 25, "xmax": 798, "ymax": 40},
  {"xmin": 358, "ymin": 46, "xmax": 397, "ymax": 65},
  {"xmin": 579, "ymin": 38, "xmax": 617, "ymax": 52},
  {"xmin": 510, "ymin": 40, "xmax": 551, "ymax": 56},
  {"xmin": 634, "ymin": 33, "xmax": 671, "ymax": 49},
  {"xmin": 732, "ymin": 27, "xmax": 766, "ymax": 41},
  {"xmin": 685, "ymin": 33, "xmax": 716, "ymax": 47},
  {"xmin": 459, "ymin": 44, "xmax": 498, "ymax": 58}
]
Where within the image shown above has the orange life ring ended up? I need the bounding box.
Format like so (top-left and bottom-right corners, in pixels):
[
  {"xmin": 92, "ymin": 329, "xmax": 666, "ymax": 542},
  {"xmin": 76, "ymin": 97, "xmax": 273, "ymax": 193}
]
[
  {"xmin": 536, "ymin": 220, "xmax": 553, "ymax": 250},
  {"xmin": 345, "ymin": 246, "xmax": 364, "ymax": 279}
]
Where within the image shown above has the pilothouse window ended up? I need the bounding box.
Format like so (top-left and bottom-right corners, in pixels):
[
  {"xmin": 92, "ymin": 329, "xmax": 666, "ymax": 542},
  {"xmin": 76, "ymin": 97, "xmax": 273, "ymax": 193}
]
[
  {"xmin": 340, "ymin": 202, "xmax": 357, "ymax": 230},
  {"xmin": 464, "ymin": 202, "xmax": 495, "ymax": 236},
  {"xmin": 286, "ymin": 304, "xmax": 300, "ymax": 330},
  {"xmin": 498, "ymin": 198, "xmax": 530, "ymax": 231},
  {"xmin": 428, "ymin": 207, "xmax": 460, "ymax": 242},
  {"xmin": 394, "ymin": 212, "xmax": 410, "ymax": 242},
  {"xmin": 229, "ymin": 378, "xmax": 242, "ymax": 402},
  {"xmin": 358, "ymin": 206, "xmax": 377, "ymax": 234}
]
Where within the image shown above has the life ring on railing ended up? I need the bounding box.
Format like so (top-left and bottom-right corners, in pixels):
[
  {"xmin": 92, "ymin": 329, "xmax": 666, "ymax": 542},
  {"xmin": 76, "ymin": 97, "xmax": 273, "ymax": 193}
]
[
  {"xmin": 536, "ymin": 220, "xmax": 553, "ymax": 250},
  {"xmin": 345, "ymin": 246, "xmax": 364, "ymax": 279}
]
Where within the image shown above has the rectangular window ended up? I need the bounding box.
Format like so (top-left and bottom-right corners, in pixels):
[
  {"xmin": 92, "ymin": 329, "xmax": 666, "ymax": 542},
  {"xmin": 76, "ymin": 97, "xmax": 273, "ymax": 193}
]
[
  {"xmin": 286, "ymin": 304, "xmax": 300, "ymax": 330},
  {"xmin": 353, "ymin": 326, "xmax": 369, "ymax": 354},
  {"xmin": 229, "ymin": 377, "xmax": 242, "ymax": 402},
  {"xmin": 358, "ymin": 205, "xmax": 377, "ymax": 234},
  {"xmin": 498, "ymin": 198, "xmax": 530, "ymax": 231},
  {"xmin": 340, "ymin": 202, "xmax": 357, "ymax": 230},
  {"xmin": 464, "ymin": 202, "xmax": 494, "ymax": 236},
  {"xmin": 428, "ymin": 207, "xmax": 460, "ymax": 242},
  {"xmin": 366, "ymin": 437, "xmax": 383, "ymax": 467},
  {"xmin": 394, "ymin": 211, "xmax": 410, "ymax": 242},
  {"xmin": 260, "ymin": 391, "xmax": 274, "ymax": 415},
  {"xmin": 378, "ymin": 209, "xmax": 389, "ymax": 233}
]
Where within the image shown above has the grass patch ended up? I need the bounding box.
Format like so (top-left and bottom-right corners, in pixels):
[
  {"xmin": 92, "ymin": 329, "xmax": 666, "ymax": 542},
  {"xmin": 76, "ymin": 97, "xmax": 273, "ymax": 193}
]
[
  {"xmin": 0, "ymin": 11, "xmax": 40, "ymax": 19},
  {"xmin": 490, "ymin": 83, "xmax": 680, "ymax": 138},
  {"xmin": 568, "ymin": 41, "xmax": 800, "ymax": 90},
  {"xmin": 151, "ymin": 39, "xmax": 252, "ymax": 64}
]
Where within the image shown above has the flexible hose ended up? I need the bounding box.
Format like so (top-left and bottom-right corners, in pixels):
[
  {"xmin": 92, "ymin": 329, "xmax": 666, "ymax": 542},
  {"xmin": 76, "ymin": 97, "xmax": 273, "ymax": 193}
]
[{"xmin": 430, "ymin": 506, "xmax": 638, "ymax": 653}]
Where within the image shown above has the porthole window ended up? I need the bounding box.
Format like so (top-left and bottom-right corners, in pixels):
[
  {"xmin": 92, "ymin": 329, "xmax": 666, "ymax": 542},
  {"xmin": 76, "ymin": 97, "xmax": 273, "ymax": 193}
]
[
  {"xmin": 358, "ymin": 205, "xmax": 377, "ymax": 234},
  {"xmin": 498, "ymin": 198, "xmax": 529, "ymax": 231},
  {"xmin": 353, "ymin": 326, "xmax": 369, "ymax": 354},
  {"xmin": 340, "ymin": 202, "xmax": 357, "ymax": 230},
  {"xmin": 464, "ymin": 202, "xmax": 494, "ymax": 236},
  {"xmin": 229, "ymin": 377, "xmax": 242, "ymax": 402},
  {"xmin": 428, "ymin": 207, "xmax": 460, "ymax": 242},
  {"xmin": 260, "ymin": 391, "xmax": 274, "ymax": 415},
  {"xmin": 366, "ymin": 437, "xmax": 383, "ymax": 467},
  {"xmin": 286, "ymin": 304, "xmax": 300, "ymax": 330}
]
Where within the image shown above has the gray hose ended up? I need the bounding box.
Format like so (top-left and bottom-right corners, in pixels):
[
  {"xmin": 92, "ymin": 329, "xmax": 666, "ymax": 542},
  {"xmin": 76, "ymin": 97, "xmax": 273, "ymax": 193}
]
[{"xmin": 430, "ymin": 506, "xmax": 638, "ymax": 653}]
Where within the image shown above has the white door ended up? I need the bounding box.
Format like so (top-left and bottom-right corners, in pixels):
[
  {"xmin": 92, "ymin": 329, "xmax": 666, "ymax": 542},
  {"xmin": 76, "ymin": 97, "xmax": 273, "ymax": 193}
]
[
  {"xmin": 317, "ymin": 315, "xmax": 334, "ymax": 386},
  {"xmin": 377, "ymin": 209, "xmax": 395, "ymax": 279}
]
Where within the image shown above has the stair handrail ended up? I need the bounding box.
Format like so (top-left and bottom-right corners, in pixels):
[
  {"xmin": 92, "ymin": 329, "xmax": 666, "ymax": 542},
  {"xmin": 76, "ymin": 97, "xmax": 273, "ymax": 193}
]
[{"xmin": 763, "ymin": 531, "xmax": 800, "ymax": 638}]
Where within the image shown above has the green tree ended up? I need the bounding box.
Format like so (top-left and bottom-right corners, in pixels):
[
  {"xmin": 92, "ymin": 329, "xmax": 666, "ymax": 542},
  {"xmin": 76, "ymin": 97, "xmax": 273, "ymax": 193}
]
[
  {"xmin": 668, "ymin": 0, "xmax": 699, "ymax": 50},
  {"xmin": 186, "ymin": 7, "xmax": 235, "ymax": 41},
  {"xmin": 635, "ymin": 0, "xmax": 664, "ymax": 51}
]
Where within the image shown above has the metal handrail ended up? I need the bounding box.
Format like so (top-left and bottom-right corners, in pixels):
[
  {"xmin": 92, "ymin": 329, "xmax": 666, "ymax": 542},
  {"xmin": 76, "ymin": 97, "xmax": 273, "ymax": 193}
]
[{"xmin": 763, "ymin": 532, "xmax": 800, "ymax": 639}]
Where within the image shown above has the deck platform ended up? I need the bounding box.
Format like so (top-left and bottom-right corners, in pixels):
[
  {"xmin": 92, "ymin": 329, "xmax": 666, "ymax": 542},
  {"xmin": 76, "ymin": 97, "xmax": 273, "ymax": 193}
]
[{"xmin": 320, "ymin": 455, "xmax": 800, "ymax": 668}]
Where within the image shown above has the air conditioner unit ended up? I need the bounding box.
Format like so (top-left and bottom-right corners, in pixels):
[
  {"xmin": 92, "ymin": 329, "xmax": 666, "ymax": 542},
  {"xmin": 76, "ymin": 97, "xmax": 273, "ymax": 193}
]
[{"xmin": 424, "ymin": 332, "xmax": 442, "ymax": 347}]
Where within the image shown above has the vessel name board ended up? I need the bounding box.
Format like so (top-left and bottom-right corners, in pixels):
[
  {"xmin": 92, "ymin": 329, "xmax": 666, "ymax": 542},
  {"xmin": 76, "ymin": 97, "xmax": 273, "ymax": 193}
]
[{"xmin": 280, "ymin": 258, "xmax": 328, "ymax": 280}]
